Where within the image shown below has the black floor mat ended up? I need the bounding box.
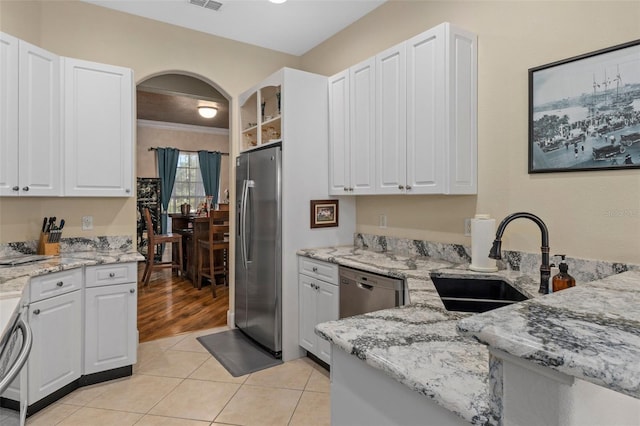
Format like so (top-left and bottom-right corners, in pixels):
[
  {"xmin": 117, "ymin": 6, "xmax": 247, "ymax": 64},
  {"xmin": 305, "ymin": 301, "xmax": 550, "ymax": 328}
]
[{"xmin": 197, "ymin": 329, "xmax": 282, "ymax": 377}]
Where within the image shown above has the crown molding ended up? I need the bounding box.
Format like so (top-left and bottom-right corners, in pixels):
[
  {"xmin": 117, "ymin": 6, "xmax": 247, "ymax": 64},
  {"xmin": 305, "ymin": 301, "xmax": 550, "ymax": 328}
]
[{"xmin": 137, "ymin": 119, "xmax": 229, "ymax": 135}]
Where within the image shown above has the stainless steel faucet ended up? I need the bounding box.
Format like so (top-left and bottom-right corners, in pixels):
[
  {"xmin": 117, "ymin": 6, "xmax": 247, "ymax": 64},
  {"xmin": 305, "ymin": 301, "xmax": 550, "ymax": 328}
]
[{"xmin": 488, "ymin": 212, "xmax": 550, "ymax": 294}]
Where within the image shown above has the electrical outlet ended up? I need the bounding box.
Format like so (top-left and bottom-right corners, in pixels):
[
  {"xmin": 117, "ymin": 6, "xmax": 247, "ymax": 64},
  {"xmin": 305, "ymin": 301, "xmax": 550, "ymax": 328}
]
[
  {"xmin": 82, "ymin": 216, "xmax": 93, "ymax": 231},
  {"xmin": 379, "ymin": 214, "xmax": 387, "ymax": 228},
  {"xmin": 464, "ymin": 218, "xmax": 472, "ymax": 236}
]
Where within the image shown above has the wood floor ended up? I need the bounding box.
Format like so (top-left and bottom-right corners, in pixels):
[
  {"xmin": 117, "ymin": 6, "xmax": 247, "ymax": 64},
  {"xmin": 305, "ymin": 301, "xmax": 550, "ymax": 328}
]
[{"xmin": 137, "ymin": 261, "xmax": 229, "ymax": 342}]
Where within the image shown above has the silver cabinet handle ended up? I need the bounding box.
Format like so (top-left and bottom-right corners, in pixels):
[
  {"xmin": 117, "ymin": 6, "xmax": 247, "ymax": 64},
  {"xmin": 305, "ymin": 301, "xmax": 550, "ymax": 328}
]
[
  {"xmin": 312, "ymin": 267, "xmax": 318, "ymax": 272},
  {"xmin": 56, "ymin": 281, "xmax": 64, "ymax": 287},
  {"xmin": 109, "ymin": 272, "xmax": 115, "ymax": 278},
  {"xmin": 398, "ymin": 185, "xmax": 404, "ymax": 190},
  {"xmin": 33, "ymin": 309, "xmax": 40, "ymax": 315},
  {"xmin": 130, "ymin": 288, "xmax": 135, "ymax": 294},
  {"xmin": 406, "ymin": 185, "xmax": 412, "ymax": 190},
  {"xmin": 22, "ymin": 186, "xmax": 29, "ymax": 192},
  {"xmin": 343, "ymin": 187, "xmax": 348, "ymax": 191},
  {"xmin": 12, "ymin": 186, "xmax": 19, "ymax": 191}
]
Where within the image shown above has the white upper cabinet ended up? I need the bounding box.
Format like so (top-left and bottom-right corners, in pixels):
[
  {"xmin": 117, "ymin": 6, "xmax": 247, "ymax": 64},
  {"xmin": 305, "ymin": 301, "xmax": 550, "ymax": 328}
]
[
  {"xmin": 0, "ymin": 33, "xmax": 62, "ymax": 196},
  {"xmin": 329, "ymin": 22, "xmax": 477, "ymax": 195},
  {"xmin": 328, "ymin": 58, "xmax": 376, "ymax": 195},
  {"xmin": 328, "ymin": 70, "xmax": 350, "ymax": 194},
  {"xmin": 407, "ymin": 23, "xmax": 477, "ymax": 194},
  {"xmin": 376, "ymin": 42, "xmax": 407, "ymax": 194},
  {"xmin": 0, "ymin": 32, "xmax": 19, "ymax": 196},
  {"xmin": 63, "ymin": 58, "xmax": 134, "ymax": 197}
]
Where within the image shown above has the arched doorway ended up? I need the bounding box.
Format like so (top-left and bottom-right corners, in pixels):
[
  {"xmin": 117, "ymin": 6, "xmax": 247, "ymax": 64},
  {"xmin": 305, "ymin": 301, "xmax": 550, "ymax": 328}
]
[{"xmin": 134, "ymin": 71, "xmax": 232, "ymax": 342}]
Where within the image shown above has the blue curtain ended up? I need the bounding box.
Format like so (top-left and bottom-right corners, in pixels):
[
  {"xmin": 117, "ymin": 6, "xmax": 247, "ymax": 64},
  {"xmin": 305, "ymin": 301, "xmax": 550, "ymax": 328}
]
[
  {"xmin": 156, "ymin": 147, "xmax": 180, "ymax": 234},
  {"xmin": 198, "ymin": 151, "xmax": 222, "ymax": 208}
]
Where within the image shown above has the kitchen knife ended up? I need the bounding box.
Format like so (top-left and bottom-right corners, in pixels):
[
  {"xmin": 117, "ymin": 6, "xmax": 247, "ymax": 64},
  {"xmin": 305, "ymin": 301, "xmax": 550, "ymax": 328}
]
[
  {"xmin": 42, "ymin": 217, "xmax": 48, "ymax": 233},
  {"xmin": 58, "ymin": 219, "xmax": 65, "ymax": 230}
]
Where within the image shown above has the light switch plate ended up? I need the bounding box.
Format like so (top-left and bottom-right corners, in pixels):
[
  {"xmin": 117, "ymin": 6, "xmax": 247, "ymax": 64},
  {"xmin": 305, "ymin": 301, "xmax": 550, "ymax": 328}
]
[
  {"xmin": 379, "ymin": 214, "xmax": 387, "ymax": 228},
  {"xmin": 82, "ymin": 216, "xmax": 93, "ymax": 230}
]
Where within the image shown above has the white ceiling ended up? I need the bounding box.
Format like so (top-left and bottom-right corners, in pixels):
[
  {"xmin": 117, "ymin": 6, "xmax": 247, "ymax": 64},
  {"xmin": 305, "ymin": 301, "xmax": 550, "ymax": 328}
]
[{"xmin": 82, "ymin": 0, "xmax": 387, "ymax": 56}]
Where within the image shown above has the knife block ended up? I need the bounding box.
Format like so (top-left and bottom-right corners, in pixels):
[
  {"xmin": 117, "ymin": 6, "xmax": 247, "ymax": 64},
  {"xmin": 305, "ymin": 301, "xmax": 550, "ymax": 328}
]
[{"xmin": 37, "ymin": 232, "xmax": 60, "ymax": 256}]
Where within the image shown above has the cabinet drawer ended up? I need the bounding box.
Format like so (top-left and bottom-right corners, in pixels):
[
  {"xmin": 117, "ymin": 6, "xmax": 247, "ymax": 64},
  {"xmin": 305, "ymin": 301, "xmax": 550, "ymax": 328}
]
[
  {"xmin": 298, "ymin": 257, "xmax": 338, "ymax": 284},
  {"xmin": 85, "ymin": 263, "xmax": 137, "ymax": 288},
  {"xmin": 30, "ymin": 268, "xmax": 82, "ymax": 303}
]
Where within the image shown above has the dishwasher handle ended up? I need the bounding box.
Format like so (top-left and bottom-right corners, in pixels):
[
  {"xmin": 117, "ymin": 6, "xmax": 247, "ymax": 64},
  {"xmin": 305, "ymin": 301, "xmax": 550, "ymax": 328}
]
[
  {"xmin": 0, "ymin": 318, "xmax": 33, "ymax": 394},
  {"xmin": 357, "ymin": 282, "xmax": 374, "ymax": 291}
]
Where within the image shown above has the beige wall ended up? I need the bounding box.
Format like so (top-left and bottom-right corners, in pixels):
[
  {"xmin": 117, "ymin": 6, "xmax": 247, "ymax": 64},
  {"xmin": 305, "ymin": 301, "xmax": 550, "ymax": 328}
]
[
  {"xmin": 136, "ymin": 122, "xmax": 231, "ymax": 203},
  {"xmin": 301, "ymin": 1, "xmax": 640, "ymax": 264},
  {"xmin": 0, "ymin": 0, "xmax": 300, "ymax": 243},
  {"xmin": 2, "ymin": 1, "xmax": 640, "ymax": 265}
]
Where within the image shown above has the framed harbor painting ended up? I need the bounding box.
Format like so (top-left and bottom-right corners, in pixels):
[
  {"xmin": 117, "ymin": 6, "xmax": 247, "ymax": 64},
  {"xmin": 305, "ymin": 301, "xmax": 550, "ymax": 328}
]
[
  {"xmin": 310, "ymin": 200, "xmax": 339, "ymax": 228},
  {"xmin": 529, "ymin": 39, "xmax": 640, "ymax": 173}
]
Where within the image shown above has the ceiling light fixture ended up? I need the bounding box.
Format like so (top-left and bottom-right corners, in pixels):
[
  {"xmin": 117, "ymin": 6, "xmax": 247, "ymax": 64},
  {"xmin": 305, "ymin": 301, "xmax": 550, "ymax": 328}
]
[
  {"xmin": 269, "ymin": 0, "xmax": 287, "ymax": 4},
  {"xmin": 198, "ymin": 106, "xmax": 218, "ymax": 118}
]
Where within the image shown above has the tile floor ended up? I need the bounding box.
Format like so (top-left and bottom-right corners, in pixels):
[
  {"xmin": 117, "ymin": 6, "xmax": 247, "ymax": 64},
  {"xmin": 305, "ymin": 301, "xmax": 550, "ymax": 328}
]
[{"xmin": 2, "ymin": 327, "xmax": 330, "ymax": 426}]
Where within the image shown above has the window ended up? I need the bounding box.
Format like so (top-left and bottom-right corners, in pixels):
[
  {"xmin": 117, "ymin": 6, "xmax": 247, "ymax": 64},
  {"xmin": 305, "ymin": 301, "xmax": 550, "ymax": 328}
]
[{"xmin": 169, "ymin": 152, "xmax": 205, "ymax": 214}]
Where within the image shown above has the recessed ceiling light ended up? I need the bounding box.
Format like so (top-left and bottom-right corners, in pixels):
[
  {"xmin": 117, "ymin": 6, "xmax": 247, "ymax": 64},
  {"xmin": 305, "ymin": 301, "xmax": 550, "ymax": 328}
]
[
  {"xmin": 198, "ymin": 106, "xmax": 218, "ymax": 118},
  {"xmin": 269, "ymin": 0, "xmax": 287, "ymax": 4}
]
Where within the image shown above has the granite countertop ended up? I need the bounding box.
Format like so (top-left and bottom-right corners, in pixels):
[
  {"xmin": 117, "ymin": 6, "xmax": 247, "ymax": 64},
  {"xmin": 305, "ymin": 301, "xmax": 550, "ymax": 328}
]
[
  {"xmin": 299, "ymin": 246, "xmax": 543, "ymax": 425},
  {"xmin": 0, "ymin": 250, "xmax": 143, "ymax": 299},
  {"xmin": 457, "ymin": 270, "xmax": 640, "ymax": 400}
]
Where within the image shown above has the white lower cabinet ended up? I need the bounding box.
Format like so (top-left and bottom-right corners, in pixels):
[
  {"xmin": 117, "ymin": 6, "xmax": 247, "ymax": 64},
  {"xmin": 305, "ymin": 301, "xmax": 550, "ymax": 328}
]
[
  {"xmin": 84, "ymin": 283, "xmax": 137, "ymax": 375},
  {"xmin": 27, "ymin": 289, "xmax": 82, "ymax": 404},
  {"xmin": 298, "ymin": 257, "xmax": 339, "ymax": 364},
  {"xmin": 84, "ymin": 263, "xmax": 138, "ymax": 375}
]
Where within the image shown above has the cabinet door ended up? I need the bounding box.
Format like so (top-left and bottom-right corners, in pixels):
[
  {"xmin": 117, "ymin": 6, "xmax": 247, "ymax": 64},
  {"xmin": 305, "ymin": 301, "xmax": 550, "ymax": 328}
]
[
  {"xmin": 315, "ymin": 280, "xmax": 339, "ymax": 364},
  {"xmin": 349, "ymin": 58, "xmax": 376, "ymax": 194},
  {"xmin": 298, "ymin": 274, "xmax": 318, "ymax": 354},
  {"xmin": 18, "ymin": 40, "xmax": 62, "ymax": 196},
  {"xmin": 376, "ymin": 43, "xmax": 407, "ymax": 194},
  {"xmin": 64, "ymin": 57, "xmax": 133, "ymax": 197},
  {"xmin": 28, "ymin": 290, "xmax": 82, "ymax": 404},
  {"xmin": 328, "ymin": 70, "xmax": 350, "ymax": 195},
  {"xmin": 0, "ymin": 32, "xmax": 19, "ymax": 196},
  {"xmin": 84, "ymin": 283, "xmax": 137, "ymax": 375},
  {"xmin": 406, "ymin": 26, "xmax": 446, "ymax": 194}
]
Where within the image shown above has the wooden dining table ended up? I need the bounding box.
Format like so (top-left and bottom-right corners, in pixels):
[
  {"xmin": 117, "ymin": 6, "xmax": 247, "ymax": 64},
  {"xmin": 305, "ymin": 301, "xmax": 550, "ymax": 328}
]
[
  {"xmin": 170, "ymin": 205, "xmax": 230, "ymax": 287},
  {"xmin": 170, "ymin": 214, "xmax": 210, "ymax": 284}
]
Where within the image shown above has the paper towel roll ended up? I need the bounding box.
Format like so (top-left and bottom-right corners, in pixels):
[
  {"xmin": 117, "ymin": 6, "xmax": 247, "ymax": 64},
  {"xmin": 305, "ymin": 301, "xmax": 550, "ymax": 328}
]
[{"xmin": 470, "ymin": 214, "xmax": 498, "ymax": 272}]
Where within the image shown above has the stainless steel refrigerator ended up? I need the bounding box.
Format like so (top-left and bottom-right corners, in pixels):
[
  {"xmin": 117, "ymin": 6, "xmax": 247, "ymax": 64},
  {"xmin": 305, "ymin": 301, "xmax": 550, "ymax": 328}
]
[{"xmin": 235, "ymin": 143, "xmax": 282, "ymax": 357}]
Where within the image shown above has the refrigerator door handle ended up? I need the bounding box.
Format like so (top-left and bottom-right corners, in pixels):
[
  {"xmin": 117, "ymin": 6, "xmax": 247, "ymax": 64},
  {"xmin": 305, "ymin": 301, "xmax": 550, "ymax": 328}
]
[
  {"xmin": 245, "ymin": 180, "xmax": 255, "ymax": 263},
  {"xmin": 240, "ymin": 179, "xmax": 249, "ymax": 267}
]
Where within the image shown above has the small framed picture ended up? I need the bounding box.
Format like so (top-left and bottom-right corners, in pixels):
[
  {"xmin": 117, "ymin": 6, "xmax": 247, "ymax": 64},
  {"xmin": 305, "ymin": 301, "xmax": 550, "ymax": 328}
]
[{"xmin": 310, "ymin": 200, "xmax": 339, "ymax": 228}]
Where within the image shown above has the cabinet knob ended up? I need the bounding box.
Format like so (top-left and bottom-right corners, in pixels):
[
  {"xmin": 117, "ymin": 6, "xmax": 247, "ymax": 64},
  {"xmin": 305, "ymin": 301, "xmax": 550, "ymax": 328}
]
[
  {"xmin": 33, "ymin": 309, "xmax": 40, "ymax": 315},
  {"xmin": 312, "ymin": 267, "xmax": 318, "ymax": 272},
  {"xmin": 349, "ymin": 187, "xmax": 354, "ymax": 192},
  {"xmin": 343, "ymin": 187, "xmax": 348, "ymax": 192},
  {"xmin": 398, "ymin": 185, "xmax": 404, "ymax": 190},
  {"xmin": 56, "ymin": 281, "xmax": 64, "ymax": 287},
  {"xmin": 406, "ymin": 185, "xmax": 412, "ymax": 190},
  {"xmin": 22, "ymin": 186, "xmax": 29, "ymax": 192},
  {"xmin": 12, "ymin": 186, "xmax": 19, "ymax": 191},
  {"xmin": 109, "ymin": 272, "xmax": 116, "ymax": 278},
  {"xmin": 130, "ymin": 288, "xmax": 136, "ymax": 294},
  {"xmin": 125, "ymin": 189, "xmax": 131, "ymax": 193}
]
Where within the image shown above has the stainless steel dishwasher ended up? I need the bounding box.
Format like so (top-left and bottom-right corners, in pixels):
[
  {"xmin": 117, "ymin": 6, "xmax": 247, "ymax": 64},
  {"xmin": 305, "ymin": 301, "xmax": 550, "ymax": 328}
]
[{"xmin": 339, "ymin": 266, "xmax": 404, "ymax": 318}]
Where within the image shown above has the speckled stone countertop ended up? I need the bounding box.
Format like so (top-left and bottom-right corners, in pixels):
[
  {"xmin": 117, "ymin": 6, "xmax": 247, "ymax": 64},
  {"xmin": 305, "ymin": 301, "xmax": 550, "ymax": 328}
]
[
  {"xmin": 0, "ymin": 250, "xmax": 143, "ymax": 299},
  {"xmin": 298, "ymin": 246, "xmax": 544, "ymax": 425},
  {"xmin": 457, "ymin": 270, "xmax": 640, "ymax": 401}
]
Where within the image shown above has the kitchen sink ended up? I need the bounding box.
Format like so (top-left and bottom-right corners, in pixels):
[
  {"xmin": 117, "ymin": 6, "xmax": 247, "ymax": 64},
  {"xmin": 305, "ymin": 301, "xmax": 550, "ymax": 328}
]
[{"xmin": 430, "ymin": 275, "xmax": 528, "ymax": 313}]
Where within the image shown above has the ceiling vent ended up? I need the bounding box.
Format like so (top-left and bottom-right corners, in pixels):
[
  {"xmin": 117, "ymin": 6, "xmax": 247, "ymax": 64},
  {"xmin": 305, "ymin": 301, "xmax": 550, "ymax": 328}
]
[{"xmin": 188, "ymin": 0, "xmax": 223, "ymax": 11}]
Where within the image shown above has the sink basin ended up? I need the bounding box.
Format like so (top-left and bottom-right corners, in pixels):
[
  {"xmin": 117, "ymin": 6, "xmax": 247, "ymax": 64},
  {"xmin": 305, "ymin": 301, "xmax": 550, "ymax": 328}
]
[{"xmin": 430, "ymin": 275, "xmax": 528, "ymax": 313}]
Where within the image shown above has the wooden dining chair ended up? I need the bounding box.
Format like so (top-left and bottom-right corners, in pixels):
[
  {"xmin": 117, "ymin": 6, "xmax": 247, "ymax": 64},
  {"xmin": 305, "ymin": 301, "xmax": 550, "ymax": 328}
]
[
  {"xmin": 142, "ymin": 207, "xmax": 184, "ymax": 286},
  {"xmin": 196, "ymin": 209, "xmax": 230, "ymax": 297}
]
